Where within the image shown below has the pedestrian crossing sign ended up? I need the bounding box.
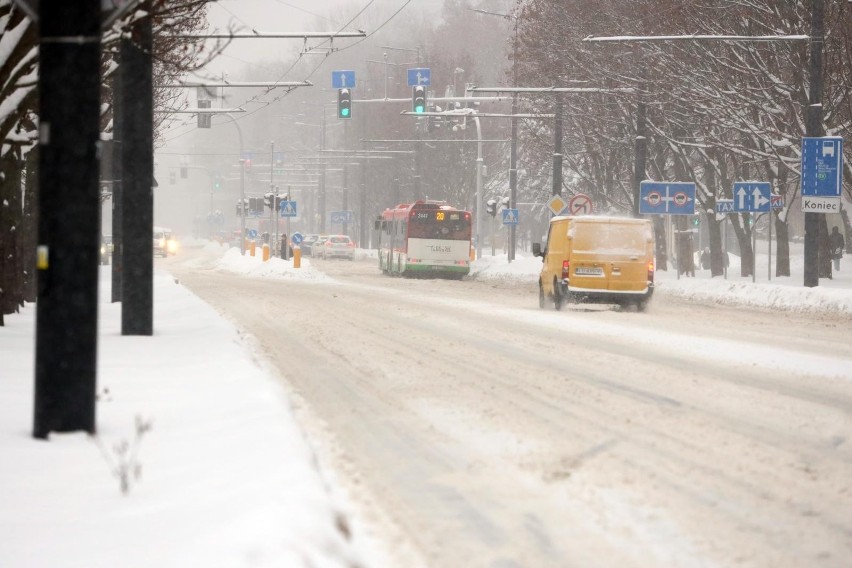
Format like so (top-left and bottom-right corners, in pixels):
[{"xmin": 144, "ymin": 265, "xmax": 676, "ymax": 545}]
[
  {"xmin": 279, "ymin": 201, "xmax": 297, "ymax": 217},
  {"xmin": 502, "ymin": 208, "xmax": 519, "ymax": 225}
]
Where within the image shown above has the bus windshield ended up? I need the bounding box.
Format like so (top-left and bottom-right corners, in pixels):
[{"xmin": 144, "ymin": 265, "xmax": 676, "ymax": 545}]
[{"xmin": 408, "ymin": 210, "xmax": 470, "ymax": 240}]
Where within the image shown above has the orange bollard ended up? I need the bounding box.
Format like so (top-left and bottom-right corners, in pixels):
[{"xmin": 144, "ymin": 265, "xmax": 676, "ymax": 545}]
[
  {"xmin": 262, "ymin": 243, "xmax": 270, "ymax": 261},
  {"xmin": 250, "ymin": 240, "xmax": 256, "ymax": 256},
  {"xmin": 293, "ymin": 246, "xmax": 301, "ymax": 268},
  {"xmin": 470, "ymin": 246, "xmax": 476, "ymax": 261}
]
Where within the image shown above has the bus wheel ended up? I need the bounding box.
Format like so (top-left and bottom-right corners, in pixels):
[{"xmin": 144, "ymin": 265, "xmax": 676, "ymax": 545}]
[
  {"xmin": 538, "ymin": 281, "xmax": 546, "ymax": 309},
  {"xmin": 553, "ymin": 278, "xmax": 563, "ymax": 311}
]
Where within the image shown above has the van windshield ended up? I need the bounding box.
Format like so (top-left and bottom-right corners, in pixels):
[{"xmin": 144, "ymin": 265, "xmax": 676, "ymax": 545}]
[{"xmin": 571, "ymin": 223, "xmax": 649, "ymax": 255}]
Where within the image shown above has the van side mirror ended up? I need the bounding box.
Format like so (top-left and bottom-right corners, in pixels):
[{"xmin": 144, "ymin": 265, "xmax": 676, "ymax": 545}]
[{"xmin": 532, "ymin": 242, "xmax": 542, "ymax": 257}]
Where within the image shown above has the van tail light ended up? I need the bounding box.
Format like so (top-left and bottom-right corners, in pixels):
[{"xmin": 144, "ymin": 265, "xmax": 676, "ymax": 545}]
[
  {"xmin": 347, "ymin": 241, "xmax": 355, "ymax": 247},
  {"xmin": 561, "ymin": 260, "xmax": 570, "ymax": 280},
  {"xmin": 648, "ymin": 260, "xmax": 655, "ymax": 282}
]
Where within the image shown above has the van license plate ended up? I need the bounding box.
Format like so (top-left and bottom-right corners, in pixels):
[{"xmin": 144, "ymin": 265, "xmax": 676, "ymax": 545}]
[{"xmin": 575, "ymin": 266, "xmax": 603, "ymax": 276}]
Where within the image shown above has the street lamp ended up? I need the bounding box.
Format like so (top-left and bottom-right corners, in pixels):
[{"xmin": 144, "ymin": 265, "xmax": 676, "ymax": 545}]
[{"xmin": 470, "ymin": 7, "xmax": 519, "ymax": 261}]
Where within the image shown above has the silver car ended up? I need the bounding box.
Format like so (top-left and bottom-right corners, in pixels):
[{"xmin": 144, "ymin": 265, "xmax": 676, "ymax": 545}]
[{"xmin": 320, "ymin": 235, "xmax": 355, "ymax": 260}]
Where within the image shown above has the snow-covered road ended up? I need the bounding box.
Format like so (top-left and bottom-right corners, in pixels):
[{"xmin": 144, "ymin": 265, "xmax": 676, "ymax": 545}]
[{"xmin": 169, "ymin": 249, "xmax": 852, "ymax": 568}]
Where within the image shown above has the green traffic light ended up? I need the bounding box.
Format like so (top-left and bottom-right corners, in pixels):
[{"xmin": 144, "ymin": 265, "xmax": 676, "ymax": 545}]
[
  {"xmin": 415, "ymin": 105, "xmax": 424, "ymax": 113},
  {"xmin": 341, "ymin": 108, "xmax": 350, "ymax": 117}
]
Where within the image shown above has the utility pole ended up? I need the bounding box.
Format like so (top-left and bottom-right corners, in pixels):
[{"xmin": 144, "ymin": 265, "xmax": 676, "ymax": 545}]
[
  {"xmin": 111, "ymin": 49, "xmax": 123, "ymax": 303},
  {"xmin": 508, "ymin": 16, "xmax": 519, "ymax": 261},
  {"xmin": 270, "ymin": 141, "xmax": 277, "ymax": 247},
  {"xmin": 553, "ymin": 101, "xmax": 563, "ymax": 197},
  {"xmin": 34, "ymin": 0, "xmax": 102, "ymax": 438},
  {"xmin": 633, "ymin": 52, "xmax": 648, "ymax": 219},
  {"xmin": 120, "ymin": 2, "xmax": 154, "ymax": 336},
  {"xmin": 319, "ymin": 112, "xmax": 327, "ymax": 233},
  {"xmin": 803, "ymin": 0, "xmax": 824, "ymax": 287}
]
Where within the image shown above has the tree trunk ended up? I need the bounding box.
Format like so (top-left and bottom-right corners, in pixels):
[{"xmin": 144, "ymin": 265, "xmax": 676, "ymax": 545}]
[
  {"xmin": 731, "ymin": 214, "xmax": 753, "ymax": 277},
  {"xmin": 708, "ymin": 210, "xmax": 724, "ymax": 277},
  {"xmin": 775, "ymin": 212, "xmax": 791, "ymax": 277},
  {"xmin": 23, "ymin": 147, "xmax": 38, "ymax": 301},
  {"xmin": 818, "ymin": 215, "xmax": 833, "ymax": 278},
  {"xmin": 676, "ymin": 216, "xmax": 696, "ymax": 277},
  {"xmin": 653, "ymin": 216, "xmax": 667, "ymax": 271},
  {"xmin": 0, "ymin": 150, "xmax": 24, "ymax": 319}
]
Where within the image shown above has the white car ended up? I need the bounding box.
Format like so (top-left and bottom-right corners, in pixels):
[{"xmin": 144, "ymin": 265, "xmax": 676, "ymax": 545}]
[{"xmin": 320, "ymin": 235, "xmax": 355, "ymax": 260}]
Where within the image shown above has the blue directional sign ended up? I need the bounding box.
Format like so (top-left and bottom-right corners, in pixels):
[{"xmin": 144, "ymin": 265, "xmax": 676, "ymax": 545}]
[
  {"xmin": 801, "ymin": 137, "xmax": 843, "ymax": 197},
  {"xmin": 330, "ymin": 210, "xmax": 353, "ymax": 224},
  {"xmin": 715, "ymin": 199, "xmax": 735, "ymax": 214},
  {"xmin": 502, "ymin": 208, "xmax": 519, "ymax": 225},
  {"xmin": 407, "ymin": 68, "xmax": 431, "ymax": 87},
  {"xmin": 639, "ymin": 181, "xmax": 696, "ymax": 215},
  {"xmin": 291, "ymin": 232, "xmax": 304, "ymax": 245},
  {"xmin": 279, "ymin": 200, "xmax": 297, "ymax": 217},
  {"xmin": 332, "ymin": 70, "xmax": 356, "ymax": 89},
  {"xmin": 247, "ymin": 229, "xmax": 258, "ymax": 239},
  {"xmin": 733, "ymin": 182, "xmax": 771, "ymax": 213}
]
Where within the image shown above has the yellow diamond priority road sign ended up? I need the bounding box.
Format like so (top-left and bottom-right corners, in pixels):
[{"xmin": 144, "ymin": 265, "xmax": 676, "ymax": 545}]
[{"xmin": 547, "ymin": 194, "xmax": 568, "ymax": 216}]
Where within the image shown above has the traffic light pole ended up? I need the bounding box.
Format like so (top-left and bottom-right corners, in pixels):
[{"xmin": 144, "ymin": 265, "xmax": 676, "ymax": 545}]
[
  {"xmin": 474, "ymin": 115, "xmax": 484, "ymax": 259},
  {"xmin": 221, "ymin": 113, "xmax": 246, "ymax": 254}
]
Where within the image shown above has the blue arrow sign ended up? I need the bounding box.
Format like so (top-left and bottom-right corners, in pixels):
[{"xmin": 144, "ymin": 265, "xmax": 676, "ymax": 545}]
[
  {"xmin": 639, "ymin": 181, "xmax": 696, "ymax": 215},
  {"xmin": 502, "ymin": 208, "xmax": 519, "ymax": 225},
  {"xmin": 407, "ymin": 68, "xmax": 431, "ymax": 87},
  {"xmin": 291, "ymin": 232, "xmax": 304, "ymax": 245},
  {"xmin": 279, "ymin": 200, "xmax": 297, "ymax": 217},
  {"xmin": 801, "ymin": 137, "xmax": 843, "ymax": 197},
  {"xmin": 248, "ymin": 229, "xmax": 258, "ymax": 239},
  {"xmin": 733, "ymin": 182, "xmax": 771, "ymax": 212},
  {"xmin": 332, "ymin": 70, "xmax": 356, "ymax": 89}
]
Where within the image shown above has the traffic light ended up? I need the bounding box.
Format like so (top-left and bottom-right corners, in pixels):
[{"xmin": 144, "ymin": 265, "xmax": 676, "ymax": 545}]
[
  {"xmin": 338, "ymin": 88, "xmax": 352, "ymax": 119},
  {"xmin": 692, "ymin": 215, "xmax": 700, "ymax": 227},
  {"xmin": 264, "ymin": 192, "xmax": 274, "ymax": 209},
  {"xmin": 213, "ymin": 175, "xmax": 222, "ymax": 191},
  {"xmin": 486, "ymin": 199, "xmax": 497, "ymax": 217},
  {"xmin": 412, "ymin": 86, "xmax": 426, "ymax": 114},
  {"xmin": 501, "ymin": 196, "xmax": 511, "ymax": 210},
  {"xmin": 197, "ymin": 99, "xmax": 211, "ymax": 128}
]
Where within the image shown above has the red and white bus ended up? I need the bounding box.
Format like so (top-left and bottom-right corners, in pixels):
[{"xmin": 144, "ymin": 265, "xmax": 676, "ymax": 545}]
[{"xmin": 375, "ymin": 200, "xmax": 472, "ymax": 278}]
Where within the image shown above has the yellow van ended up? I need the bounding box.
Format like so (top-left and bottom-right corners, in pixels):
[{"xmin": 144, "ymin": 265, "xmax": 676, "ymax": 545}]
[{"xmin": 532, "ymin": 215, "xmax": 655, "ymax": 311}]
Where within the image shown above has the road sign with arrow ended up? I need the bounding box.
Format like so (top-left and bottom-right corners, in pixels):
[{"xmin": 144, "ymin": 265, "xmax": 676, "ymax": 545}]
[{"xmin": 732, "ymin": 182, "xmax": 771, "ymax": 213}]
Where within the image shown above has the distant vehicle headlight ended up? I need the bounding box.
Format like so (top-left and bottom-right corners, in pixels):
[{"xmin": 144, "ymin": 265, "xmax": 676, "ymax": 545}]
[{"xmin": 167, "ymin": 239, "xmax": 178, "ymax": 254}]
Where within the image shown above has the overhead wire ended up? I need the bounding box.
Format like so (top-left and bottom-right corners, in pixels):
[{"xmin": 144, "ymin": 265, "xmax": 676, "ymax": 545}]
[{"xmin": 163, "ymin": 0, "xmax": 413, "ymax": 145}]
